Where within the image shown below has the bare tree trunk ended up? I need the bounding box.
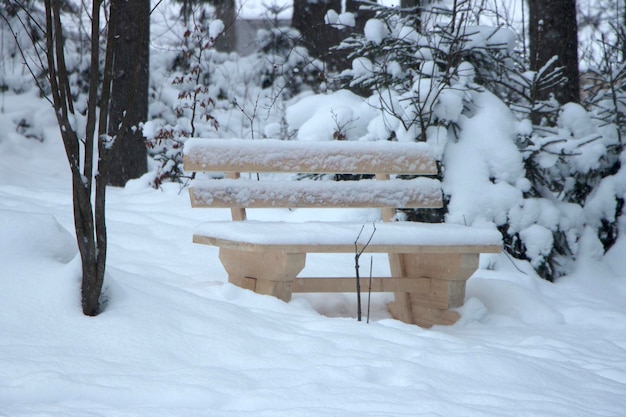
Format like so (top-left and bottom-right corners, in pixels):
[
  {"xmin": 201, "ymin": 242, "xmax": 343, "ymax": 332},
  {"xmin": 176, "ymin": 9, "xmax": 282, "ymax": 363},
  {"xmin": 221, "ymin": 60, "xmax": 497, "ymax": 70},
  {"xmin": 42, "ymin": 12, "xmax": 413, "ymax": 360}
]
[
  {"xmin": 107, "ymin": 0, "xmax": 149, "ymax": 187},
  {"xmin": 401, "ymin": 0, "xmax": 423, "ymax": 30},
  {"xmin": 528, "ymin": 0, "xmax": 580, "ymax": 104},
  {"xmin": 40, "ymin": 0, "xmax": 143, "ymax": 315},
  {"xmin": 177, "ymin": 0, "xmax": 237, "ymax": 51},
  {"xmin": 345, "ymin": 0, "xmax": 376, "ymax": 34},
  {"xmin": 42, "ymin": 0, "xmax": 105, "ymax": 315},
  {"xmin": 212, "ymin": 0, "xmax": 237, "ymax": 51},
  {"xmin": 292, "ymin": 0, "xmax": 344, "ymax": 71}
]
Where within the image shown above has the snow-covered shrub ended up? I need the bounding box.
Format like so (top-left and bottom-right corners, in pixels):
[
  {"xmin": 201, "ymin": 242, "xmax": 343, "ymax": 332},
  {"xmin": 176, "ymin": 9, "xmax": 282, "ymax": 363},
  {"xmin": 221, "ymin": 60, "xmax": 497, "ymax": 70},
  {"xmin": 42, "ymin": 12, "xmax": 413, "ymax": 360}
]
[
  {"xmin": 511, "ymin": 105, "xmax": 600, "ymax": 277},
  {"xmin": 0, "ymin": 1, "xmax": 44, "ymax": 93},
  {"xmin": 290, "ymin": 1, "xmax": 624, "ymax": 281},
  {"xmin": 335, "ymin": 1, "xmax": 529, "ymax": 228},
  {"xmin": 579, "ymin": 39, "xmax": 626, "ymax": 253},
  {"xmin": 145, "ymin": 20, "xmax": 222, "ymax": 188},
  {"xmin": 144, "ymin": 4, "xmax": 324, "ymax": 187},
  {"xmin": 1, "ymin": 1, "xmax": 83, "ymax": 96},
  {"xmin": 1, "ymin": 0, "xmax": 100, "ymax": 137},
  {"xmin": 503, "ymin": 31, "xmax": 625, "ymax": 278},
  {"xmin": 338, "ymin": 1, "xmax": 521, "ymax": 143},
  {"xmin": 256, "ymin": 24, "xmax": 324, "ymax": 98}
]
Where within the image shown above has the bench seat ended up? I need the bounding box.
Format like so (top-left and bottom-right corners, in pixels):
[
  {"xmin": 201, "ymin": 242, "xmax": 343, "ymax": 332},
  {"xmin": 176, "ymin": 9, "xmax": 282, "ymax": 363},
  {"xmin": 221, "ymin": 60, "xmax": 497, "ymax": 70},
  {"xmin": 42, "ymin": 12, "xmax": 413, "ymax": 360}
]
[{"xmin": 193, "ymin": 220, "xmax": 502, "ymax": 253}]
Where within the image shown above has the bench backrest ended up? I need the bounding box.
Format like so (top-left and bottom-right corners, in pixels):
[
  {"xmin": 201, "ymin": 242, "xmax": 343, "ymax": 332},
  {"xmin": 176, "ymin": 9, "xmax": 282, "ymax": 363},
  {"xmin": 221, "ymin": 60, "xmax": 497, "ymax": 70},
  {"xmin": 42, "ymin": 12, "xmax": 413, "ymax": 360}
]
[{"xmin": 183, "ymin": 138, "xmax": 442, "ymax": 221}]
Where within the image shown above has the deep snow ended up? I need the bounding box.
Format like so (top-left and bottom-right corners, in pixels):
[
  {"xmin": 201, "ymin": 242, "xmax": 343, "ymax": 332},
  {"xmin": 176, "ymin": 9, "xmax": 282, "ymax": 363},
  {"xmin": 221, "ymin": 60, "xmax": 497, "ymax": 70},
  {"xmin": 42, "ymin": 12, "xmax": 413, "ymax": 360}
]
[{"xmin": 2, "ymin": 90, "xmax": 626, "ymax": 416}]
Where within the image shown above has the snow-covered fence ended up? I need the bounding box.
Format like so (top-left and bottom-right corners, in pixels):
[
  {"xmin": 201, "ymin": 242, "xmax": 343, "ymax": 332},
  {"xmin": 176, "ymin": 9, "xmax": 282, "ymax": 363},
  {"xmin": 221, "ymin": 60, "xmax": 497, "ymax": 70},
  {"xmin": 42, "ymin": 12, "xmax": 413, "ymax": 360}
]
[{"xmin": 184, "ymin": 138, "xmax": 501, "ymax": 327}]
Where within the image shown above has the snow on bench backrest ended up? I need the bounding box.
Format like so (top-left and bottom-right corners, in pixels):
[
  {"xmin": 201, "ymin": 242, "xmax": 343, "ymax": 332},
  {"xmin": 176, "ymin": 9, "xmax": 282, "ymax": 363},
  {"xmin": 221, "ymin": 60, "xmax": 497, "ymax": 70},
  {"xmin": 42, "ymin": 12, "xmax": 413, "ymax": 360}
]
[
  {"xmin": 183, "ymin": 138, "xmax": 443, "ymax": 214},
  {"xmin": 183, "ymin": 138, "xmax": 438, "ymax": 174},
  {"xmin": 188, "ymin": 177, "xmax": 443, "ymax": 209}
]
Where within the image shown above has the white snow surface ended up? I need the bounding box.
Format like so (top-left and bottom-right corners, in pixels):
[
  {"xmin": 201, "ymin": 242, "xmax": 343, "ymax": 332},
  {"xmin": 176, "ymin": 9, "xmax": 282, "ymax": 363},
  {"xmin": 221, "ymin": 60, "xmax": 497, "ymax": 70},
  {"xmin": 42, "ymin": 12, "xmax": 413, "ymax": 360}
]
[
  {"xmin": 195, "ymin": 221, "xmax": 502, "ymax": 248},
  {"xmin": 2, "ymin": 97, "xmax": 626, "ymax": 417},
  {"xmin": 285, "ymin": 90, "xmax": 377, "ymax": 142},
  {"xmin": 364, "ymin": 19, "xmax": 389, "ymax": 45},
  {"xmin": 184, "ymin": 137, "xmax": 436, "ymax": 173},
  {"xmin": 190, "ymin": 177, "xmax": 443, "ymax": 208}
]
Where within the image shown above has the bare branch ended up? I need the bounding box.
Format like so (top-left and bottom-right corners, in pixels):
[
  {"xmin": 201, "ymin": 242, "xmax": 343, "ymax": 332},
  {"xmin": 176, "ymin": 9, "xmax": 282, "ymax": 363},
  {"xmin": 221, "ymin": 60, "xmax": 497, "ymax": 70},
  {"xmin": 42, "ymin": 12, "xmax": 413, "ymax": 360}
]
[
  {"xmin": 354, "ymin": 223, "xmax": 376, "ymax": 321},
  {"xmin": 366, "ymin": 255, "xmax": 373, "ymax": 324},
  {"xmin": 0, "ymin": 12, "xmax": 51, "ymax": 103}
]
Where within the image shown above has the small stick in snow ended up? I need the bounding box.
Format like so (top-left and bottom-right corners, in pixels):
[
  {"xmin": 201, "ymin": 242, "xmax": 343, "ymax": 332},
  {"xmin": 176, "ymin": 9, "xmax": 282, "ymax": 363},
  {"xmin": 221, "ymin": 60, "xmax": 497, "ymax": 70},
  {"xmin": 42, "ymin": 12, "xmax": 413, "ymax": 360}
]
[
  {"xmin": 354, "ymin": 223, "xmax": 376, "ymax": 322},
  {"xmin": 367, "ymin": 255, "xmax": 373, "ymax": 324}
]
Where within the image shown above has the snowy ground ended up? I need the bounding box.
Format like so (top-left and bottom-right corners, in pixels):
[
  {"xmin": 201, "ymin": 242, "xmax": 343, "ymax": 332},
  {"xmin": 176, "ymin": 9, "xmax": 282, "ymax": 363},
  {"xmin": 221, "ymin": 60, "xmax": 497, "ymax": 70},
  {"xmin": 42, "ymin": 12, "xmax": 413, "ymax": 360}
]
[{"xmin": 2, "ymin": 92, "xmax": 626, "ymax": 416}]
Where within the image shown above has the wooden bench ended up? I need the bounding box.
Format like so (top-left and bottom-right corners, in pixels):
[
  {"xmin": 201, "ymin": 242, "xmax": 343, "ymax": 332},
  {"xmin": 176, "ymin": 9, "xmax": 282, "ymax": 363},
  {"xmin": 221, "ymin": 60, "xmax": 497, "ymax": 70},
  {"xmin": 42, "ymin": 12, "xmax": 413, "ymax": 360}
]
[{"xmin": 183, "ymin": 138, "xmax": 501, "ymax": 327}]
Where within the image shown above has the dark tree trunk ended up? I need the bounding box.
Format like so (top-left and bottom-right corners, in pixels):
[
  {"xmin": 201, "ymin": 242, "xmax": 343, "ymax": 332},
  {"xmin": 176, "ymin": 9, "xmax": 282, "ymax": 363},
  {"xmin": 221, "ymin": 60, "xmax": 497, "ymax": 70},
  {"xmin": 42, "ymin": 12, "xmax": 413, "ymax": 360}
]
[
  {"xmin": 177, "ymin": 0, "xmax": 237, "ymax": 51},
  {"xmin": 400, "ymin": 0, "xmax": 418, "ymax": 7},
  {"xmin": 292, "ymin": 0, "xmax": 344, "ymax": 71},
  {"xmin": 400, "ymin": 0, "xmax": 423, "ymax": 30},
  {"xmin": 345, "ymin": 0, "xmax": 376, "ymax": 34},
  {"xmin": 528, "ymin": 0, "xmax": 580, "ymax": 104},
  {"xmin": 212, "ymin": 0, "xmax": 237, "ymax": 51},
  {"xmin": 107, "ymin": 0, "xmax": 149, "ymax": 187}
]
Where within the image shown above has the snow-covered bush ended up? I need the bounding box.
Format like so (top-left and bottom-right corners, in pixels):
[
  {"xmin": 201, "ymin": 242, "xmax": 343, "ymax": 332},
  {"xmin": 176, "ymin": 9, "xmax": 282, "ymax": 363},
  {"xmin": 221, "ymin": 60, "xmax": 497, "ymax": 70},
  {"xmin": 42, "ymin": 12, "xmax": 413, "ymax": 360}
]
[
  {"xmin": 1, "ymin": 0, "xmax": 101, "ymax": 137},
  {"xmin": 579, "ymin": 39, "xmax": 626, "ymax": 253},
  {"xmin": 145, "ymin": 16, "xmax": 224, "ymax": 188},
  {"xmin": 287, "ymin": 1, "xmax": 625, "ymax": 281},
  {"xmin": 338, "ymin": 2, "xmax": 520, "ymax": 143},
  {"xmin": 144, "ymin": 4, "xmax": 324, "ymax": 187},
  {"xmin": 0, "ymin": 1, "xmax": 44, "ymax": 94},
  {"xmin": 508, "ymin": 31, "xmax": 626, "ymax": 278},
  {"xmin": 2, "ymin": 1, "xmax": 87, "ymax": 96},
  {"xmin": 256, "ymin": 24, "xmax": 325, "ymax": 98}
]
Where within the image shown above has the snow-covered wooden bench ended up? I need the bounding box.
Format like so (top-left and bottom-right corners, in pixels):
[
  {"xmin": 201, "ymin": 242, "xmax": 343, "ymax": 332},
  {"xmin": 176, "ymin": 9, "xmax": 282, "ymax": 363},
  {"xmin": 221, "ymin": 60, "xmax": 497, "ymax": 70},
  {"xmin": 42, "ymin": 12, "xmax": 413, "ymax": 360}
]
[{"xmin": 184, "ymin": 138, "xmax": 501, "ymax": 327}]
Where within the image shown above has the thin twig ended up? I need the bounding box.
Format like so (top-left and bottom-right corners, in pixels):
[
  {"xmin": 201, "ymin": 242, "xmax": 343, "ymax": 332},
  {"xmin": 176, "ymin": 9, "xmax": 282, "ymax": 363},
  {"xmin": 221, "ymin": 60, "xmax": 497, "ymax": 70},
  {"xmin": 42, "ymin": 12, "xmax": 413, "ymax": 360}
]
[
  {"xmin": 503, "ymin": 250, "xmax": 527, "ymax": 275},
  {"xmin": 150, "ymin": 0, "xmax": 165, "ymax": 15},
  {"xmin": 354, "ymin": 223, "xmax": 377, "ymax": 322},
  {"xmin": 354, "ymin": 225, "xmax": 365, "ymax": 321},
  {"xmin": 0, "ymin": 12, "xmax": 51, "ymax": 104},
  {"xmin": 367, "ymin": 255, "xmax": 373, "ymax": 324}
]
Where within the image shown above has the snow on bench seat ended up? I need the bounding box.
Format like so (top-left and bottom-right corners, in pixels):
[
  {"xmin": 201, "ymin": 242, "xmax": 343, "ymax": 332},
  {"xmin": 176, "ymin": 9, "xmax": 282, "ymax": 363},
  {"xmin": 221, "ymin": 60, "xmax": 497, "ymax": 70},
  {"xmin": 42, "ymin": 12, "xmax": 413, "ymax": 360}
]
[{"xmin": 194, "ymin": 221, "xmax": 502, "ymax": 254}]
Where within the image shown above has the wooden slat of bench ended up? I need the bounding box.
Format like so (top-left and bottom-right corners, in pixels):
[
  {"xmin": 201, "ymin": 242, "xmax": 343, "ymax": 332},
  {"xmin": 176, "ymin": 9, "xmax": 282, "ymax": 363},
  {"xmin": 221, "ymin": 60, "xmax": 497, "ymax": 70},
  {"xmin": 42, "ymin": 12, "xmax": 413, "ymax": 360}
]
[
  {"xmin": 189, "ymin": 178, "xmax": 443, "ymax": 209},
  {"xmin": 292, "ymin": 277, "xmax": 430, "ymax": 293},
  {"xmin": 292, "ymin": 277, "xmax": 464, "ymax": 309},
  {"xmin": 192, "ymin": 221, "xmax": 502, "ymax": 253},
  {"xmin": 183, "ymin": 138, "xmax": 438, "ymax": 175},
  {"xmin": 195, "ymin": 234, "xmax": 501, "ymax": 254}
]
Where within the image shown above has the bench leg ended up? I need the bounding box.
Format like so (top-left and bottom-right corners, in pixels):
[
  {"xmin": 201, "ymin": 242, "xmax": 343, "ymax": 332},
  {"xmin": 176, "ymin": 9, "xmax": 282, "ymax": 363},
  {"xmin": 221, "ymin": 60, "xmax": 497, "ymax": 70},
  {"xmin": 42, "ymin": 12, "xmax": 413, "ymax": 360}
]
[
  {"xmin": 219, "ymin": 248, "xmax": 306, "ymax": 302},
  {"xmin": 388, "ymin": 253, "xmax": 479, "ymax": 327}
]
